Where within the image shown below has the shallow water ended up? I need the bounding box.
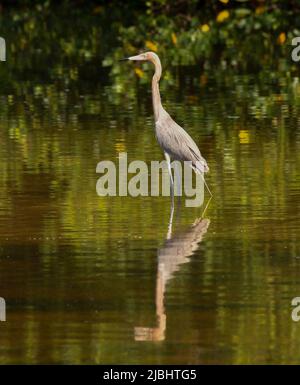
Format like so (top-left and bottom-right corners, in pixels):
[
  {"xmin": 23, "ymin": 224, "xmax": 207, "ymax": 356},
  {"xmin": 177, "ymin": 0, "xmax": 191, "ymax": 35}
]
[{"xmin": 0, "ymin": 62, "xmax": 300, "ymax": 364}]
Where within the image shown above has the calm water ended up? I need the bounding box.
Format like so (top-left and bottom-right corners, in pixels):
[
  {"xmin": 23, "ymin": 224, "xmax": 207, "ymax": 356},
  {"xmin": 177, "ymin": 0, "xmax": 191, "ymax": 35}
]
[{"xmin": 0, "ymin": 60, "xmax": 300, "ymax": 364}]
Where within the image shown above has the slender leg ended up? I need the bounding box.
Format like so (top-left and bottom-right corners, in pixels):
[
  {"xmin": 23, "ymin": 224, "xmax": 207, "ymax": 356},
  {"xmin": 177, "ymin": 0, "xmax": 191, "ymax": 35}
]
[
  {"xmin": 200, "ymin": 173, "xmax": 213, "ymax": 197},
  {"xmin": 164, "ymin": 152, "xmax": 174, "ymax": 203},
  {"xmin": 201, "ymin": 196, "xmax": 212, "ymax": 218},
  {"xmin": 174, "ymin": 162, "xmax": 182, "ymax": 197}
]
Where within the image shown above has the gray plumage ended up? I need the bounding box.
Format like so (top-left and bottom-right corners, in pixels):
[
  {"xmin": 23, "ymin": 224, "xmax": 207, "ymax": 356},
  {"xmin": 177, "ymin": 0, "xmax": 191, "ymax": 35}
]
[
  {"xmin": 123, "ymin": 51, "xmax": 210, "ymax": 194},
  {"xmin": 155, "ymin": 109, "xmax": 209, "ymax": 174}
]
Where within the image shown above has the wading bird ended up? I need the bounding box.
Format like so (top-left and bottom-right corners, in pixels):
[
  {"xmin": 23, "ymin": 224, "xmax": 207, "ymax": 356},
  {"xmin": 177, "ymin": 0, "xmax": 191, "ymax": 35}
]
[{"xmin": 120, "ymin": 52, "xmax": 211, "ymax": 198}]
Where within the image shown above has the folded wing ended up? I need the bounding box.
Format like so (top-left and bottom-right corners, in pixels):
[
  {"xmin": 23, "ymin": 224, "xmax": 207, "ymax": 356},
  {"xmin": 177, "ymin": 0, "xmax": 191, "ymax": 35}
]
[{"xmin": 155, "ymin": 112, "xmax": 209, "ymax": 173}]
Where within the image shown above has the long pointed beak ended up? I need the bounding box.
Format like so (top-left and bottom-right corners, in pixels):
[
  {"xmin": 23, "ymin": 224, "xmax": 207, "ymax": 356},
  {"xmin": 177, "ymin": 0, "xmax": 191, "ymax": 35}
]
[
  {"xmin": 127, "ymin": 54, "xmax": 144, "ymax": 61},
  {"xmin": 119, "ymin": 54, "xmax": 146, "ymax": 62}
]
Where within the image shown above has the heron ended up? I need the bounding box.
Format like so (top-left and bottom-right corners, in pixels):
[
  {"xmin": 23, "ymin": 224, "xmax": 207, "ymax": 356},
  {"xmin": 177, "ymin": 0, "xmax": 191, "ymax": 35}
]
[{"xmin": 120, "ymin": 51, "xmax": 212, "ymax": 199}]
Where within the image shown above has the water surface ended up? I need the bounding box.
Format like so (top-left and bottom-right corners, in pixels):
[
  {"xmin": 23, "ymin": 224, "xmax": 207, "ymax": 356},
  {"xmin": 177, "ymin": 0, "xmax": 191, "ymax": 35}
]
[{"xmin": 0, "ymin": 61, "xmax": 300, "ymax": 364}]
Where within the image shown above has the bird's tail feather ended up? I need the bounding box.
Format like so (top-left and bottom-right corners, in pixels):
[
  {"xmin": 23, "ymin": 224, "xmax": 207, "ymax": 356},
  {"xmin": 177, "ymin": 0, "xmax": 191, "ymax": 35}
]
[{"xmin": 194, "ymin": 159, "xmax": 209, "ymax": 174}]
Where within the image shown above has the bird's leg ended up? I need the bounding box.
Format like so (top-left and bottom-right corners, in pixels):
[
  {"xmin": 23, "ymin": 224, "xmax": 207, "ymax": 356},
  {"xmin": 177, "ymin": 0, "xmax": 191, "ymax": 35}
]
[
  {"xmin": 174, "ymin": 162, "xmax": 182, "ymax": 197},
  {"xmin": 201, "ymin": 196, "xmax": 212, "ymax": 219},
  {"xmin": 164, "ymin": 152, "xmax": 174, "ymax": 200},
  {"xmin": 200, "ymin": 173, "xmax": 213, "ymax": 197}
]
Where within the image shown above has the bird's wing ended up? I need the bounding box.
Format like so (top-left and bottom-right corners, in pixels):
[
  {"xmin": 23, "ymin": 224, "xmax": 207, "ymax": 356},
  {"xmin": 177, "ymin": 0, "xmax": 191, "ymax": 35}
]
[{"xmin": 155, "ymin": 113, "xmax": 209, "ymax": 173}]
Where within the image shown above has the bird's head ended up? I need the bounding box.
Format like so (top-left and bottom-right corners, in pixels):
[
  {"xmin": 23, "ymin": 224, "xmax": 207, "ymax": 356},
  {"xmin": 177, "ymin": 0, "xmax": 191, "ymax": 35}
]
[
  {"xmin": 119, "ymin": 51, "xmax": 159, "ymax": 63},
  {"xmin": 120, "ymin": 51, "xmax": 162, "ymax": 82}
]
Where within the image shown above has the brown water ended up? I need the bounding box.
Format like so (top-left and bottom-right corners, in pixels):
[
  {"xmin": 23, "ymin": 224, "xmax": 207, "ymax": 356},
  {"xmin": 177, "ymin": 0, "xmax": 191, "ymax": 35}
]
[{"xmin": 0, "ymin": 65, "xmax": 300, "ymax": 364}]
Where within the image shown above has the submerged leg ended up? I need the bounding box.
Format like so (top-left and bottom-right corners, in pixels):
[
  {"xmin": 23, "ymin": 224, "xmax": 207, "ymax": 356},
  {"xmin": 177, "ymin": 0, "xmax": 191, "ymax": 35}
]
[{"xmin": 166, "ymin": 203, "xmax": 174, "ymax": 240}]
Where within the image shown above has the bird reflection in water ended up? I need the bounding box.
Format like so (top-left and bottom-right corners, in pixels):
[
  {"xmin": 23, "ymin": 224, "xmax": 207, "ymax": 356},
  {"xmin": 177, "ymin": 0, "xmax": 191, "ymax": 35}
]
[{"xmin": 134, "ymin": 206, "xmax": 210, "ymax": 341}]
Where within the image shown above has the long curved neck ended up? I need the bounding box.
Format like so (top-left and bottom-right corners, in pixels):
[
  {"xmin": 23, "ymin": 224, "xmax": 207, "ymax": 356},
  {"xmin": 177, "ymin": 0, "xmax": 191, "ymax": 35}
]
[{"xmin": 151, "ymin": 56, "xmax": 162, "ymax": 122}]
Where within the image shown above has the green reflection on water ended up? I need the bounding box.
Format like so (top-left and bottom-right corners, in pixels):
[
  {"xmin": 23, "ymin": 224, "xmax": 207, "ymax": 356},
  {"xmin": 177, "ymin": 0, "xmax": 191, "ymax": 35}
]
[{"xmin": 1, "ymin": 19, "xmax": 300, "ymax": 364}]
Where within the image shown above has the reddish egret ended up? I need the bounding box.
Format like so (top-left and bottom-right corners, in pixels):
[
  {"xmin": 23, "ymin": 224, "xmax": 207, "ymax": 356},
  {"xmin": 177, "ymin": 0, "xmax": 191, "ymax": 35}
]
[{"xmin": 120, "ymin": 51, "xmax": 212, "ymax": 198}]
